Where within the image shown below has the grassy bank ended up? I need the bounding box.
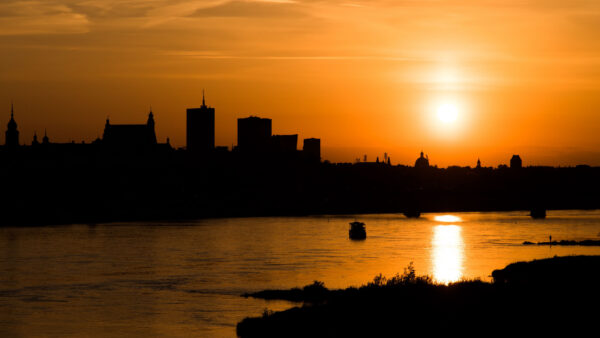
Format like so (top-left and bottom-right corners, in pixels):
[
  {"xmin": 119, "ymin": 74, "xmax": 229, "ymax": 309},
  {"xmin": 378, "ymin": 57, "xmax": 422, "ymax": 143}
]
[{"xmin": 237, "ymin": 256, "xmax": 600, "ymax": 337}]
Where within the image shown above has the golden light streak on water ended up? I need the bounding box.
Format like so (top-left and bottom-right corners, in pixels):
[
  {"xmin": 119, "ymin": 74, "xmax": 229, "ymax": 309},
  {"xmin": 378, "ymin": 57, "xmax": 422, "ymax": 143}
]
[
  {"xmin": 432, "ymin": 225, "xmax": 464, "ymax": 284},
  {"xmin": 433, "ymin": 215, "xmax": 462, "ymax": 223}
]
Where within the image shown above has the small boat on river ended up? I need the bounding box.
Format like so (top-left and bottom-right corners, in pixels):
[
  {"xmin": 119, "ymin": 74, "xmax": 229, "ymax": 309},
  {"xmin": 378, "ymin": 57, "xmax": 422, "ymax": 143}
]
[
  {"xmin": 403, "ymin": 211, "xmax": 421, "ymax": 218},
  {"xmin": 349, "ymin": 221, "xmax": 367, "ymax": 240},
  {"xmin": 530, "ymin": 208, "xmax": 547, "ymax": 219}
]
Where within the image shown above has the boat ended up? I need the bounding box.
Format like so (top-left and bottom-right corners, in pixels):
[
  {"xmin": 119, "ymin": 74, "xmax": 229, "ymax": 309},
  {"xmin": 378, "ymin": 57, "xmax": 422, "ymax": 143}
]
[
  {"xmin": 403, "ymin": 211, "xmax": 421, "ymax": 218},
  {"xmin": 349, "ymin": 221, "xmax": 367, "ymax": 240},
  {"xmin": 530, "ymin": 208, "xmax": 547, "ymax": 219}
]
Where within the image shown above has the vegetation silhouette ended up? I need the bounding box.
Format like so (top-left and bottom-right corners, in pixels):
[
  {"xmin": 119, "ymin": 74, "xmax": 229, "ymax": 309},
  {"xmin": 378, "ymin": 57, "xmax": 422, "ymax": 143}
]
[{"xmin": 237, "ymin": 256, "xmax": 600, "ymax": 337}]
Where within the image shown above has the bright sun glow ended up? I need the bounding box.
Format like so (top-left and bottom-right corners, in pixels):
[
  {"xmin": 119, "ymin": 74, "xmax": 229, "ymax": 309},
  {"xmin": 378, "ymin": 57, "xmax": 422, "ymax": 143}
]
[{"xmin": 436, "ymin": 103, "xmax": 458, "ymax": 123}]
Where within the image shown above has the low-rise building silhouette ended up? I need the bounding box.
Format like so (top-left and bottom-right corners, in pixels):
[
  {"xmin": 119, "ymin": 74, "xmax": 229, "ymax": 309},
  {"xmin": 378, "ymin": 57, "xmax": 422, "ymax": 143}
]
[
  {"xmin": 271, "ymin": 134, "xmax": 298, "ymax": 153},
  {"xmin": 102, "ymin": 110, "xmax": 157, "ymax": 149},
  {"xmin": 510, "ymin": 155, "xmax": 522, "ymax": 169},
  {"xmin": 237, "ymin": 116, "xmax": 272, "ymax": 152}
]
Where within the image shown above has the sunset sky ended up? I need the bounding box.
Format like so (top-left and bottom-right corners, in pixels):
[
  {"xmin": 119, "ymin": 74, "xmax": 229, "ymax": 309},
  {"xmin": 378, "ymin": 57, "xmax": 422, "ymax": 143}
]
[{"xmin": 2, "ymin": 0, "xmax": 600, "ymax": 166}]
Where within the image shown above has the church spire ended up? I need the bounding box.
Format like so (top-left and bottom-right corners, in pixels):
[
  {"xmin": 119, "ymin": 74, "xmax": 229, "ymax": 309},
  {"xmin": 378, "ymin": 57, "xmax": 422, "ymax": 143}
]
[
  {"xmin": 202, "ymin": 89, "xmax": 206, "ymax": 107},
  {"xmin": 147, "ymin": 108, "xmax": 155, "ymax": 127},
  {"xmin": 5, "ymin": 102, "xmax": 19, "ymax": 147},
  {"xmin": 43, "ymin": 128, "xmax": 49, "ymax": 144}
]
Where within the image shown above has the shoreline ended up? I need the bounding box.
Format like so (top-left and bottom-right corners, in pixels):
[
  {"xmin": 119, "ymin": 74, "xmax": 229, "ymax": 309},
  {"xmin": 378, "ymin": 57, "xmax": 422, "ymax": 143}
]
[
  {"xmin": 523, "ymin": 239, "xmax": 600, "ymax": 246},
  {"xmin": 2, "ymin": 206, "xmax": 599, "ymax": 227}
]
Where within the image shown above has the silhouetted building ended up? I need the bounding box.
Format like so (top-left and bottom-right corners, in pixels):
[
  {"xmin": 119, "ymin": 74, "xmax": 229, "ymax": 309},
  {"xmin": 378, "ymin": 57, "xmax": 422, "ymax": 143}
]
[
  {"xmin": 237, "ymin": 116, "xmax": 272, "ymax": 152},
  {"xmin": 32, "ymin": 132, "xmax": 39, "ymax": 146},
  {"xmin": 303, "ymin": 138, "xmax": 320, "ymax": 161},
  {"xmin": 42, "ymin": 130, "xmax": 49, "ymax": 144},
  {"xmin": 510, "ymin": 155, "xmax": 522, "ymax": 169},
  {"xmin": 5, "ymin": 104, "xmax": 19, "ymax": 148},
  {"xmin": 102, "ymin": 111, "xmax": 157, "ymax": 149},
  {"xmin": 271, "ymin": 134, "xmax": 297, "ymax": 153},
  {"xmin": 415, "ymin": 151, "xmax": 429, "ymax": 168},
  {"xmin": 476, "ymin": 158, "xmax": 481, "ymax": 169},
  {"xmin": 186, "ymin": 91, "xmax": 215, "ymax": 152}
]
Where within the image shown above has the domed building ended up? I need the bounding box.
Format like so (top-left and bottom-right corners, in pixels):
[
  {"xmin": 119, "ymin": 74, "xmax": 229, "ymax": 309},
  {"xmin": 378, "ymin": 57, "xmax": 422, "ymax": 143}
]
[{"xmin": 415, "ymin": 151, "xmax": 429, "ymax": 169}]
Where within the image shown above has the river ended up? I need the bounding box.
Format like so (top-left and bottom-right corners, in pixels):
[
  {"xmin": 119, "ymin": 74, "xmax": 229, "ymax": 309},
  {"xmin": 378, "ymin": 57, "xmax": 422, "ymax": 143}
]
[{"xmin": 2, "ymin": 210, "xmax": 600, "ymax": 337}]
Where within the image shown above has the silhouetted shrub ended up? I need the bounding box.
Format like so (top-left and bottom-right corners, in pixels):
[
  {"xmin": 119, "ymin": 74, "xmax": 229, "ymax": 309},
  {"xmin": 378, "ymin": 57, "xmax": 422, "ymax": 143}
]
[
  {"xmin": 367, "ymin": 262, "xmax": 433, "ymax": 288},
  {"xmin": 262, "ymin": 308, "xmax": 274, "ymax": 318},
  {"xmin": 302, "ymin": 280, "xmax": 328, "ymax": 302}
]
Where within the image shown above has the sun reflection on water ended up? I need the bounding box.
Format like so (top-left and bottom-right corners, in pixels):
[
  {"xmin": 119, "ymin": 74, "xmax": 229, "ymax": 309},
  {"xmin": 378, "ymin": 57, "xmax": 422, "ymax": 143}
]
[
  {"xmin": 432, "ymin": 225, "xmax": 464, "ymax": 284},
  {"xmin": 433, "ymin": 215, "xmax": 462, "ymax": 223}
]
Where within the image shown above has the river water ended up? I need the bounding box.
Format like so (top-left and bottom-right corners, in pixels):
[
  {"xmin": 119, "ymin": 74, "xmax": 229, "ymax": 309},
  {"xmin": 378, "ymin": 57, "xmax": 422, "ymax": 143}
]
[{"xmin": 2, "ymin": 210, "xmax": 600, "ymax": 337}]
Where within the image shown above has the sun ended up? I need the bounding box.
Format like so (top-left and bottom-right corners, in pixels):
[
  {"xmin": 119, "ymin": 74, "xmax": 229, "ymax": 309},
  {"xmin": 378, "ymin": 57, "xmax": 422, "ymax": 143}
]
[{"xmin": 436, "ymin": 103, "xmax": 458, "ymax": 123}]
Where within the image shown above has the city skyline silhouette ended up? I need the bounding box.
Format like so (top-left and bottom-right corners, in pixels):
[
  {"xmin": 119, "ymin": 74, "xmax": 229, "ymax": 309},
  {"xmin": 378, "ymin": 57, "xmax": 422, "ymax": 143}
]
[
  {"xmin": 1, "ymin": 98, "xmax": 596, "ymax": 168},
  {"xmin": 4, "ymin": 1, "xmax": 600, "ymax": 166}
]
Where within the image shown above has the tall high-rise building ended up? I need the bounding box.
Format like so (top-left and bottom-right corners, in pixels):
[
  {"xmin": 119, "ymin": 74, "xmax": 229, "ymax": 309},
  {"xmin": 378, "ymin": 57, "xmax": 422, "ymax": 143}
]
[
  {"xmin": 5, "ymin": 103, "xmax": 19, "ymax": 147},
  {"xmin": 186, "ymin": 91, "xmax": 215, "ymax": 152},
  {"xmin": 237, "ymin": 116, "xmax": 272, "ymax": 152}
]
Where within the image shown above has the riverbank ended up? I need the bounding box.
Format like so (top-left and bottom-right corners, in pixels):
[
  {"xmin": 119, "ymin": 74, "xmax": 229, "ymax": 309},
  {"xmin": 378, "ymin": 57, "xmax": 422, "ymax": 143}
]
[
  {"xmin": 3, "ymin": 161, "xmax": 600, "ymax": 226},
  {"xmin": 237, "ymin": 256, "xmax": 600, "ymax": 337},
  {"xmin": 523, "ymin": 239, "xmax": 600, "ymax": 246},
  {"xmin": 3, "ymin": 205, "xmax": 598, "ymax": 227}
]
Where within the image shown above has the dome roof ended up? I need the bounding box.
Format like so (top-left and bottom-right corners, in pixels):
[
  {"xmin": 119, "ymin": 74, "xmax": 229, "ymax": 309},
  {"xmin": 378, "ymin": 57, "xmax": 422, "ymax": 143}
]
[{"xmin": 415, "ymin": 151, "xmax": 429, "ymax": 168}]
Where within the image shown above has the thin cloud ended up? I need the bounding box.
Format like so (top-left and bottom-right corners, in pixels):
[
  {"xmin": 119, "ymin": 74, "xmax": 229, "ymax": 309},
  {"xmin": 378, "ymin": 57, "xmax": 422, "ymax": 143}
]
[
  {"xmin": 160, "ymin": 49, "xmax": 416, "ymax": 61},
  {"xmin": 189, "ymin": 0, "xmax": 304, "ymax": 18},
  {"xmin": 0, "ymin": 1, "xmax": 89, "ymax": 35}
]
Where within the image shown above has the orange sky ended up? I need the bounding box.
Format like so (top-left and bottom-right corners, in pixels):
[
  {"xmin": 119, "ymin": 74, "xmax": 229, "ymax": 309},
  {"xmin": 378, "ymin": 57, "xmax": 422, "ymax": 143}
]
[{"xmin": 2, "ymin": 0, "xmax": 600, "ymax": 166}]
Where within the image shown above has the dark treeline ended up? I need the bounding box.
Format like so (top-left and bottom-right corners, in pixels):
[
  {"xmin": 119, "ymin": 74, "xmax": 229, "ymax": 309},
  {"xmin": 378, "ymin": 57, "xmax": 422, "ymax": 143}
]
[{"xmin": 1, "ymin": 145, "xmax": 600, "ymax": 226}]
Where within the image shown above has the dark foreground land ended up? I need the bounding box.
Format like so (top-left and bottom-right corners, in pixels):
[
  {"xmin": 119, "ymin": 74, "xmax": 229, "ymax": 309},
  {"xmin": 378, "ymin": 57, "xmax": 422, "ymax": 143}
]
[{"xmin": 237, "ymin": 256, "xmax": 600, "ymax": 337}]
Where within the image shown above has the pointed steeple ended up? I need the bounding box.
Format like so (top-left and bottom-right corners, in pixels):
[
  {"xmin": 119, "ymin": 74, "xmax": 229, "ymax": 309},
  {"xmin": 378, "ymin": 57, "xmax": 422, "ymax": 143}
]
[
  {"xmin": 42, "ymin": 129, "xmax": 49, "ymax": 144},
  {"xmin": 202, "ymin": 89, "xmax": 206, "ymax": 107},
  {"xmin": 5, "ymin": 103, "xmax": 19, "ymax": 147},
  {"xmin": 147, "ymin": 107, "xmax": 157, "ymax": 144},
  {"xmin": 8, "ymin": 102, "xmax": 16, "ymax": 126},
  {"xmin": 147, "ymin": 107, "xmax": 155, "ymax": 127}
]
